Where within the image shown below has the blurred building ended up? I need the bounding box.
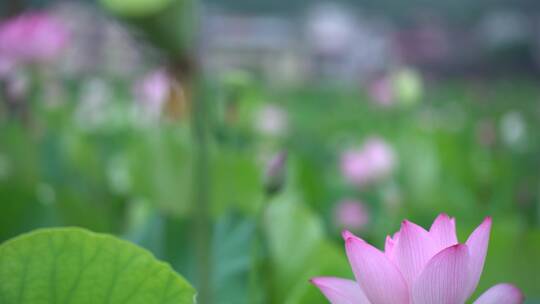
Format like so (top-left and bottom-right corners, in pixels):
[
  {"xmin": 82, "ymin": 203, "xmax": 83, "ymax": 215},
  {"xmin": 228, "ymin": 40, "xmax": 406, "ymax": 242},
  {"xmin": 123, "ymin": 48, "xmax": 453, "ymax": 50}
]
[
  {"xmin": 304, "ymin": 3, "xmax": 394, "ymax": 83},
  {"xmin": 200, "ymin": 9, "xmax": 306, "ymax": 87},
  {"xmin": 200, "ymin": 3, "xmax": 396, "ymax": 87},
  {"xmin": 200, "ymin": 3, "xmax": 540, "ymax": 83},
  {"xmin": 4, "ymin": 0, "xmax": 540, "ymax": 80}
]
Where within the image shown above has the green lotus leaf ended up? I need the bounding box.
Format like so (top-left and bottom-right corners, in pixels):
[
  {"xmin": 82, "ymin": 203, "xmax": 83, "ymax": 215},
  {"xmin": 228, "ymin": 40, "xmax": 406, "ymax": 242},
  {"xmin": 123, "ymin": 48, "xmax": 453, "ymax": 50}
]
[{"xmin": 0, "ymin": 228, "xmax": 195, "ymax": 304}]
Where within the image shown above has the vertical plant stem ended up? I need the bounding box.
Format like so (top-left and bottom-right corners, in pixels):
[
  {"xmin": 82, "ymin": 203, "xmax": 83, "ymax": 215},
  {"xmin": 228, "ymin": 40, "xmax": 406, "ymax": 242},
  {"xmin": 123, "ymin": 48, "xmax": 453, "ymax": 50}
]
[
  {"xmin": 250, "ymin": 195, "xmax": 276, "ymax": 304},
  {"xmin": 193, "ymin": 99, "xmax": 212, "ymax": 304},
  {"xmin": 190, "ymin": 72, "xmax": 213, "ymax": 304},
  {"xmin": 172, "ymin": 2, "xmax": 211, "ymax": 299}
]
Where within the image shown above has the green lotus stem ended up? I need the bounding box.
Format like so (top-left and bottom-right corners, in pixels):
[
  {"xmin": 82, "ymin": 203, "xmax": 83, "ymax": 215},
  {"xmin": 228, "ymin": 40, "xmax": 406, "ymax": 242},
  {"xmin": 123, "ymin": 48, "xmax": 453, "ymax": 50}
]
[{"xmin": 191, "ymin": 77, "xmax": 213, "ymax": 304}]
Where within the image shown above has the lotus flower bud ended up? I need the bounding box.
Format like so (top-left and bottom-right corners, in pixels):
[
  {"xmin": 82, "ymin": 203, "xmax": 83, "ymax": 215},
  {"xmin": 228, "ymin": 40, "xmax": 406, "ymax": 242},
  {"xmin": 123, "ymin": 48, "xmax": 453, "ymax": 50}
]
[{"xmin": 264, "ymin": 151, "xmax": 288, "ymax": 196}]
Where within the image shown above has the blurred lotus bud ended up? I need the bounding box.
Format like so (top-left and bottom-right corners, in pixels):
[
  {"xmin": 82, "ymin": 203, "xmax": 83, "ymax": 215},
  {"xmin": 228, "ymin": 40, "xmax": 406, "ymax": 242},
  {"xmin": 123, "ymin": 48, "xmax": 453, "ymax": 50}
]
[
  {"xmin": 392, "ymin": 67, "xmax": 423, "ymax": 106},
  {"xmin": 367, "ymin": 75, "xmax": 394, "ymax": 107},
  {"xmin": 133, "ymin": 68, "xmax": 172, "ymax": 121},
  {"xmin": 255, "ymin": 104, "xmax": 288, "ymax": 137},
  {"xmin": 340, "ymin": 137, "xmax": 396, "ymax": 187},
  {"xmin": 264, "ymin": 151, "xmax": 288, "ymax": 195},
  {"xmin": 500, "ymin": 111, "xmax": 526, "ymax": 148},
  {"xmin": 0, "ymin": 12, "xmax": 69, "ymax": 65},
  {"xmin": 475, "ymin": 119, "xmax": 497, "ymax": 147},
  {"xmin": 334, "ymin": 199, "xmax": 370, "ymax": 232}
]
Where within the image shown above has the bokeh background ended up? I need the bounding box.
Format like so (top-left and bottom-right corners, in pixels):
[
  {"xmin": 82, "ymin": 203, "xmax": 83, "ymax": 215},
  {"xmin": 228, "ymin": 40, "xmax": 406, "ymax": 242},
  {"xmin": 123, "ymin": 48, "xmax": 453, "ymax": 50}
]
[{"xmin": 1, "ymin": 0, "xmax": 540, "ymax": 303}]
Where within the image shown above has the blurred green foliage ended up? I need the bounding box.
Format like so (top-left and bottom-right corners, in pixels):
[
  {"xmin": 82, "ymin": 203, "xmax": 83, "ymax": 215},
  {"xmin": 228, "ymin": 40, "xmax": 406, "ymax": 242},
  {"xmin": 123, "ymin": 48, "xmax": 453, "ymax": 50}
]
[{"xmin": 0, "ymin": 76, "xmax": 539, "ymax": 302}]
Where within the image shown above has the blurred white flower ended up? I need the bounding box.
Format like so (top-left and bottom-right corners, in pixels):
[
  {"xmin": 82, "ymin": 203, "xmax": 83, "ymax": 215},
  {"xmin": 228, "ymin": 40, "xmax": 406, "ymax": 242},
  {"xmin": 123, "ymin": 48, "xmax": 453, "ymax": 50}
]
[
  {"xmin": 75, "ymin": 78, "xmax": 112, "ymax": 130},
  {"xmin": 334, "ymin": 199, "xmax": 370, "ymax": 232},
  {"xmin": 500, "ymin": 111, "xmax": 526, "ymax": 147},
  {"xmin": 255, "ymin": 104, "xmax": 288, "ymax": 136},
  {"xmin": 106, "ymin": 155, "xmax": 131, "ymax": 195},
  {"xmin": 306, "ymin": 3, "xmax": 356, "ymax": 56},
  {"xmin": 341, "ymin": 137, "xmax": 397, "ymax": 187}
]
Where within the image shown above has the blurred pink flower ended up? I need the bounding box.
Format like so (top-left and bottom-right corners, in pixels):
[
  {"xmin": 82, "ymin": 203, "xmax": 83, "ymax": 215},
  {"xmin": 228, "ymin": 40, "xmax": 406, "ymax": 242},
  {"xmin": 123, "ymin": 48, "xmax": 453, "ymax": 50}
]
[
  {"xmin": 367, "ymin": 76, "xmax": 394, "ymax": 107},
  {"xmin": 334, "ymin": 199, "xmax": 369, "ymax": 232},
  {"xmin": 133, "ymin": 69, "xmax": 171, "ymax": 118},
  {"xmin": 0, "ymin": 12, "xmax": 69, "ymax": 65},
  {"xmin": 0, "ymin": 55, "xmax": 15, "ymax": 77},
  {"xmin": 311, "ymin": 214, "xmax": 524, "ymax": 304},
  {"xmin": 340, "ymin": 137, "xmax": 396, "ymax": 187}
]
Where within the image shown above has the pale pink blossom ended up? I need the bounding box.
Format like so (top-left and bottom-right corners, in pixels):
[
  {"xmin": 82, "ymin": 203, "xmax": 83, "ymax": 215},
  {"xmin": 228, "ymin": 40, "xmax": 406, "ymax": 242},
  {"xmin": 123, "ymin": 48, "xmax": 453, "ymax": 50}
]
[
  {"xmin": 334, "ymin": 200, "xmax": 370, "ymax": 232},
  {"xmin": 0, "ymin": 55, "xmax": 15, "ymax": 77},
  {"xmin": 367, "ymin": 76, "xmax": 394, "ymax": 107},
  {"xmin": 340, "ymin": 137, "xmax": 396, "ymax": 187},
  {"xmin": 311, "ymin": 214, "xmax": 524, "ymax": 304},
  {"xmin": 0, "ymin": 12, "xmax": 69, "ymax": 64},
  {"xmin": 133, "ymin": 69, "xmax": 171, "ymax": 119}
]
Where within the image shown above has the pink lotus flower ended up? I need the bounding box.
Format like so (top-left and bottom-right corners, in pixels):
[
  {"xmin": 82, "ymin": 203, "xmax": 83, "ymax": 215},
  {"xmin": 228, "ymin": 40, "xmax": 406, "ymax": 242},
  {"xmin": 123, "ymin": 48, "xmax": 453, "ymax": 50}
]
[
  {"xmin": 334, "ymin": 199, "xmax": 370, "ymax": 232},
  {"xmin": 0, "ymin": 12, "xmax": 69, "ymax": 65},
  {"xmin": 340, "ymin": 137, "xmax": 396, "ymax": 187},
  {"xmin": 311, "ymin": 214, "xmax": 524, "ymax": 304}
]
